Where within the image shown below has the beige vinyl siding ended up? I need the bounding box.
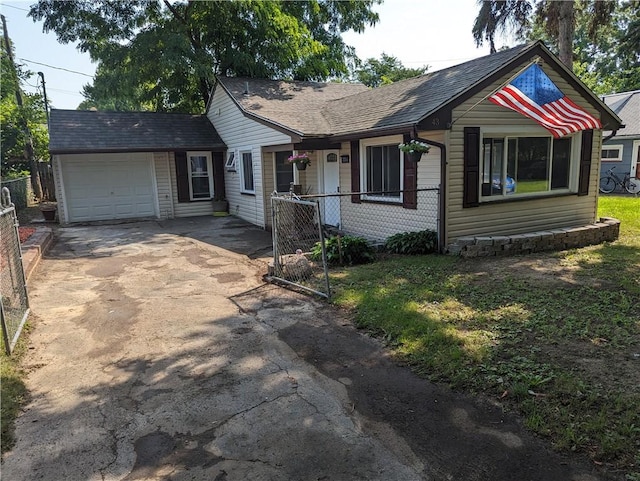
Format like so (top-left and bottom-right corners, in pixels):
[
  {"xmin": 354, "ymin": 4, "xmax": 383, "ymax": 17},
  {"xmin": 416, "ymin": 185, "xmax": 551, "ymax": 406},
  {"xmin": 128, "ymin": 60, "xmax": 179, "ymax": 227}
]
[
  {"xmin": 337, "ymin": 135, "xmax": 442, "ymax": 242},
  {"xmin": 262, "ymin": 150, "xmax": 318, "ymax": 228},
  {"xmin": 208, "ymin": 86, "xmax": 292, "ymax": 228},
  {"xmin": 446, "ymin": 62, "xmax": 602, "ymax": 245},
  {"xmin": 153, "ymin": 152, "xmax": 174, "ymax": 219},
  {"xmin": 168, "ymin": 152, "xmax": 215, "ymax": 218}
]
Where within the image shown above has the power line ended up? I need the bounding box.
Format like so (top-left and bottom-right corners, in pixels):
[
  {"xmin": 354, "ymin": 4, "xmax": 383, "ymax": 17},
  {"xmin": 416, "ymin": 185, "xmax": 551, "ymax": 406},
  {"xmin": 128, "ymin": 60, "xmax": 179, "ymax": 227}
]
[
  {"xmin": 1, "ymin": 4, "xmax": 30, "ymax": 12},
  {"xmin": 17, "ymin": 57, "xmax": 94, "ymax": 77}
]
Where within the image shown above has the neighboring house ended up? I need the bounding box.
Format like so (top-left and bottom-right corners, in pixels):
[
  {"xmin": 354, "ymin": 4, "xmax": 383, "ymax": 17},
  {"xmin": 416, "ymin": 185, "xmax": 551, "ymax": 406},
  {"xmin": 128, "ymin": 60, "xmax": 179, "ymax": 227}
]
[
  {"xmin": 207, "ymin": 40, "xmax": 621, "ymax": 251},
  {"xmin": 49, "ymin": 110, "xmax": 226, "ymax": 224},
  {"xmin": 49, "ymin": 41, "xmax": 622, "ymax": 253},
  {"xmin": 600, "ymin": 90, "xmax": 640, "ymax": 188}
]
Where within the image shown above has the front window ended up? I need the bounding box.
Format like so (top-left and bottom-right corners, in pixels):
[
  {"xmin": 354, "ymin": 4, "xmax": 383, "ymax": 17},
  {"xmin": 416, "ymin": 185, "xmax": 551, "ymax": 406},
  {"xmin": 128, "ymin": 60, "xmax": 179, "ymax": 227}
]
[
  {"xmin": 188, "ymin": 152, "xmax": 214, "ymax": 200},
  {"xmin": 362, "ymin": 138, "xmax": 402, "ymax": 201},
  {"xmin": 481, "ymin": 134, "xmax": 575, "ymax": 198},
  {"xmin": 239, "ymin": 150, "xmax": 254, "ymax": 193},
  {"xmin": 275, "ymin": 151, "xmax": 293, "ymax": 192}
]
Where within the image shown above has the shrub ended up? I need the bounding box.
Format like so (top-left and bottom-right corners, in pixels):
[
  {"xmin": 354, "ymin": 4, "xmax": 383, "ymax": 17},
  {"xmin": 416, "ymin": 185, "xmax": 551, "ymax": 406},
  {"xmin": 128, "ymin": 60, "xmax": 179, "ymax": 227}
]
[
  {"xmin": 385, "ymin": 230, "xmax": 438, "ymax": 255},
  {"xmin": 311, "ymin": 235, "xmax": 376, "ymax": 266}
]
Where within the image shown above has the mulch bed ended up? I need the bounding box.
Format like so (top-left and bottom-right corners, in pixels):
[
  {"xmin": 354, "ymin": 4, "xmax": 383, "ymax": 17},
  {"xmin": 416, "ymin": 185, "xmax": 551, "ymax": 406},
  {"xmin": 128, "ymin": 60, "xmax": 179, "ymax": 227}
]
[{"xmin": 18, "ymin": 227, "xmax": 36, "ymax": 244}]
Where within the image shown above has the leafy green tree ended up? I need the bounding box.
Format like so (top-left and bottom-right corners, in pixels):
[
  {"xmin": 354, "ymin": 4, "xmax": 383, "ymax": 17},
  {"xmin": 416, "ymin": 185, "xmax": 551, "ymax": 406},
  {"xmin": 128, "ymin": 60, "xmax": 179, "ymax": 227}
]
[
  {"xmin": 30, "ymin": 0, "xmax": 380, "ymax": 112},
  {"xmin": 571, "ymin": 1, "xmax": 640, "ymax": 94},
  {"xmin": 472, "ymin": 0, "xmax": 615, "ymax": 68},
  {"xmin": 1, "ymin": 24, "xmax": 48, "ymax": 178},
  {"xmin": 472, "ymin": 0, "xmax": 639, "ymax": 93},
  {"xmin": 354, "ymin": 53, "xmax": 428, "ymax": 88}
]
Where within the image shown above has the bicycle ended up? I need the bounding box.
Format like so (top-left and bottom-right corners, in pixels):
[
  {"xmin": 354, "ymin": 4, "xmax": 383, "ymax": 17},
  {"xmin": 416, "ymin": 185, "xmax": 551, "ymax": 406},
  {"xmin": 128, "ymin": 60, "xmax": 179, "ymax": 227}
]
[{"xmin": 599, "ymin": 166, "xmax": 639, "ymax": 194}]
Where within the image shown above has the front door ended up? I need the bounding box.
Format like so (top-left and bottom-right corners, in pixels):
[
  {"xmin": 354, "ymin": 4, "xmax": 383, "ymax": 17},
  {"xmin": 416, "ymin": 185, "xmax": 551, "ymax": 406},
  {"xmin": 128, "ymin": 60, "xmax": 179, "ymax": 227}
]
[
  {"xmin": 321, "ymin": 150, "xmax": 341, "ymax": 227},
  {"xmin": 631, "ymin": 140, "xmax": 640, "ymax": 194}
]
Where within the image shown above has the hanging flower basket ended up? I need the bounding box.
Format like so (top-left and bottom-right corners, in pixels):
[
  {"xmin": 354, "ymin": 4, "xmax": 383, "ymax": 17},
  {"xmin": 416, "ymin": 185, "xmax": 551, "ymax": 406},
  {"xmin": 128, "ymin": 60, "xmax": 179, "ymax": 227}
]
[
  {"xmin": 288, "ymin": 152, "xmax": 311, "ymax": 171},
  {"xmin": 398, "ymin": 140, "xmax": 430, "ymax": 162}
]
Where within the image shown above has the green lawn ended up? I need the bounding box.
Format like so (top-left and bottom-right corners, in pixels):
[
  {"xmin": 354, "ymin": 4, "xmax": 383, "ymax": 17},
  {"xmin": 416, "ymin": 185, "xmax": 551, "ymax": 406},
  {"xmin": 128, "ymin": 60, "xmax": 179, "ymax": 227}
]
[
  {"xmin": 332, "ymin": 196, "xmax": 639, "ymax": 478},
  {"xmin": 1, "ymin": 323, "xmax": 30, "ymax": 454}
]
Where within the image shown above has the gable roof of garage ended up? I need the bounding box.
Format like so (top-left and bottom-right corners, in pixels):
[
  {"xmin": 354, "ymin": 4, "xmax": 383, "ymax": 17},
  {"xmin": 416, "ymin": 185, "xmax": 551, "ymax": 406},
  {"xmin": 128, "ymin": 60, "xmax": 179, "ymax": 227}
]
[{"xmin": 49, "ymin": 110, "xmax": 226, "ymax": 154}]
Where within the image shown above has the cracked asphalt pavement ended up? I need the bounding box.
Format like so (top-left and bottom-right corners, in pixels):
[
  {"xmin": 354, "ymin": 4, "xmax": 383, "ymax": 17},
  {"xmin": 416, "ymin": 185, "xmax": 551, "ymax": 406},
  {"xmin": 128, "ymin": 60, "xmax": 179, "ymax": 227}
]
[{"xmin": 1, "ymin": 216, "xmax": 615, "ymax": 480}]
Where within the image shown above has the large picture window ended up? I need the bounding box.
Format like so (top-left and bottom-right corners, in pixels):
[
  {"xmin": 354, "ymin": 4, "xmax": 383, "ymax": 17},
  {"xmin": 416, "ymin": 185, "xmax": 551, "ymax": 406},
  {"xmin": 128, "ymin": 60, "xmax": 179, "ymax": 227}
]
[
  {"xmin": 361, "ymin": 138, "xmax": 402, "ymax": 201},
  {"xmin": 239, "ymin": 150, "xmax": 254, "ymax": 193},
  {"xmin": 481, "ymin": 134, "xmax": 575, "ymax": 198},
  {"xmin": 275, "ymin": 151, "xmax": 294, "ymax": 192},
  {"xmin": 188, "ymin": 152, "xmax": 214, "ymax": 200}
]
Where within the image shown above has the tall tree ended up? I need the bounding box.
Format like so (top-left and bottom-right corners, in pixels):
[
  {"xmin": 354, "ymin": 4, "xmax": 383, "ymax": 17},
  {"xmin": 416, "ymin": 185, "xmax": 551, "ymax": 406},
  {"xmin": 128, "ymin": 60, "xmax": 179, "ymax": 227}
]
[
  {"xmin": 29, "ymin": 0, "xmax": 380, "ymax": 112},
  {"xmin": 472, "ymin": 0, "xmax": 615, "ymax": 69},
  {"xmin": 355, "ymin": 53, "xmax": 428, "ymax": 88},
  {"xmin": 1, "ymin": 16, "xmax": 48, "ymax": 188}
]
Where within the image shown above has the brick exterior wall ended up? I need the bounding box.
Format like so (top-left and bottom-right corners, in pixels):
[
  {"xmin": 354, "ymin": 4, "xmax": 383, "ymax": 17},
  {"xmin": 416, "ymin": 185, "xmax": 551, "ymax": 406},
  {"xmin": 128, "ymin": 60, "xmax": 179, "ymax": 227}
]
[{"xmin": 447, "ymin": 217, "xmax": 620, "ymax": 257}]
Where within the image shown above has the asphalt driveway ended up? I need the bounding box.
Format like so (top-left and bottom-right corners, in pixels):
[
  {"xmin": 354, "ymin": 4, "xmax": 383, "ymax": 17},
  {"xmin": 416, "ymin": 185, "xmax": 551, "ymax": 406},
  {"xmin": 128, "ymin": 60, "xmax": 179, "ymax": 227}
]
[{"xmin": 2, "ymin": 216, "xmax": 617, "ymax": 480}]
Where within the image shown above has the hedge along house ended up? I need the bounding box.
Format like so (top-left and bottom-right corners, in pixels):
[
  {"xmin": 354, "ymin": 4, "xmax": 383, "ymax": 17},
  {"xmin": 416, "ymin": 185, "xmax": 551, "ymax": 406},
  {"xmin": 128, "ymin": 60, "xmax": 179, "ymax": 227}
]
[
  {"xmin": 600, "ymin": 90, "xmax": 640, "ymax": 191},
  {"xmin": 49, "ymin": 110, "xmax": 226, "ymax": 224},
  {"xmin": 208, "ymin": 41, "xmax": 622, "ymax": 253}
]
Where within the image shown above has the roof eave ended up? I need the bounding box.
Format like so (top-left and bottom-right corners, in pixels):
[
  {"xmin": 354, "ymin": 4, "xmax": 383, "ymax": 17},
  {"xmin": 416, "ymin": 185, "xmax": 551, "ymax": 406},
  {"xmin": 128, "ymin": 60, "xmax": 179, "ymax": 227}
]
[
  {"xmin": 214, "ymin": 77, "xmax": 304, "ymax": 141},
  {"xmin": 50, "ymin": 145, "xmax": 227, "ymax": 155}
]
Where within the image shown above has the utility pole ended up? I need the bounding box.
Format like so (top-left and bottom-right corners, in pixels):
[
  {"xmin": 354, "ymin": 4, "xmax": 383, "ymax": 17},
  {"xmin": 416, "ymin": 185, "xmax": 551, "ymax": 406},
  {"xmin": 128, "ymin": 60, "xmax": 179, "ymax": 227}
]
[
  {"xmin": 1, "ymin": 14, "xmax": 43, "ymax": 200},
  {"xmin": 38, "ymin": 72, "xmax": 49, "ymax": 126}
]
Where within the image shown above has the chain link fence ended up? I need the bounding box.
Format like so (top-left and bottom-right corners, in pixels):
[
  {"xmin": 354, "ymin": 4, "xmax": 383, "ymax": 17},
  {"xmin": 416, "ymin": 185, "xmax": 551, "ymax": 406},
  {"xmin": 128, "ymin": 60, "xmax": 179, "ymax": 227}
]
[
  {"xmin": 269, "ymin": 188, "xmax": 440, "ymax": 299},
  {"xmin": 1, "ymin": 188, "xmax": 30, "ymax": 355},
  {"xmin": 0, "ymin": 177, "xmax": 30, "ymax": 210},
  {"xmin": 270, "ymin": 194, "xmax": 330, "ymax": 298},
  {"xmin": 300, "ymin": 188, "xmax": 440, "ymax": 246}
]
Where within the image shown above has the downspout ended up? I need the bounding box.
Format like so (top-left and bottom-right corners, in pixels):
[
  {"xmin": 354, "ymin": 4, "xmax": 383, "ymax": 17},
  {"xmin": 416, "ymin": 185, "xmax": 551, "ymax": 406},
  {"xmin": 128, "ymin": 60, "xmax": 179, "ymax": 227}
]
[
  {"xmin": 602, "ymin": 130, "xmax": 618, "ymax": 142},
  {"xmin": 412, "ymin": 128, "xmax": 447, "ymax": 253}
]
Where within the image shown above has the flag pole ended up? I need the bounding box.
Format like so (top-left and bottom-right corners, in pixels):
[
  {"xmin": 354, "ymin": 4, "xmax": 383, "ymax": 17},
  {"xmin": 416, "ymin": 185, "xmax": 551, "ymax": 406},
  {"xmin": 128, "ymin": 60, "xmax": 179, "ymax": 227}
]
[{"xmin": 450, "ymin": 56, "xmax": 541, "ymax": 126}]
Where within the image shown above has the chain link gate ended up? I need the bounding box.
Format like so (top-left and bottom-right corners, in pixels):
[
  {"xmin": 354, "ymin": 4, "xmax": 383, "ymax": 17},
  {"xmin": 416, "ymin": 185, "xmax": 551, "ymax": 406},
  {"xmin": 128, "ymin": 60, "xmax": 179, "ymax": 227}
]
[
  {"xmin": 1, "ymin": 188, "xmax": 30, "ymax": 354},
  {"xmin": 270, "ymin": 194, "xmax": 330, "ymax": 299}
]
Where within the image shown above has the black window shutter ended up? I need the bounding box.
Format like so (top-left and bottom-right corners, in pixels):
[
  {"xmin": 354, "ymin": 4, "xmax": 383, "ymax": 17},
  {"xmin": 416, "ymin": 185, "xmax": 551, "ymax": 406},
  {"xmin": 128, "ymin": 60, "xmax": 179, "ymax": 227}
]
[
  {"xmin": 578, "ymin": 129, "xmax": 593, "ymax": 196},
  {"xmin": 402, "ymin": 134, "xmax": 417, "ymax": 209},
  {"xmin": 212, "ymin": 151, "xmax": 225, "ymax": 200},
  {"xmin": 463, "ymin": 127, "xmax": 480, "ymax": 208},
  {"xmin": 175, "ymin": 151, "xmax": 190, "ymax": 203},
  {"xmin": 350, "ymin": 141, "xmax": 361, "ymax": 203}
]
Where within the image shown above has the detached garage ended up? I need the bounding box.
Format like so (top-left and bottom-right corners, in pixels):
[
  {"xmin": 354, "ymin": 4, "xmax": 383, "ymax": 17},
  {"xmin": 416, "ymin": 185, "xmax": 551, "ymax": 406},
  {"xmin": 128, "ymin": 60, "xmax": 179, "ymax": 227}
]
[{"xmin": 49, "ymin": 110, "xmax": 226, "ymax": 224}]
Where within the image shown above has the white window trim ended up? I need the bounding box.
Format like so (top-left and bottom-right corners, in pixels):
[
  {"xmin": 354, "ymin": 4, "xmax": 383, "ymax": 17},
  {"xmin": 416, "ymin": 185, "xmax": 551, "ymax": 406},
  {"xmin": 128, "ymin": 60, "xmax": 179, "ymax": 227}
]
[
  {"xmin": 187, "ymin": 151, "xmax": 214, "ymax": 201},
  {"xmin": 360, "ymin": 135, "xmax": 404, "ymax": 203},
  {"xmin": 274, "ymin": 151, "xmax": 294, "ymax": 193},
  {"xmin": 238, "ymin": 147, "xmax": 255, "ymax": 194},
  {"xmin": 478, "ymin": 129, "xmax": 581, "ymax": 202},
  {"xmin": 225, "ymin": 151, "xmax": 236, "ymax": 171},
  {"xmin": 601, "ymin": 144, "xmax": 623, "ymax": 162}
]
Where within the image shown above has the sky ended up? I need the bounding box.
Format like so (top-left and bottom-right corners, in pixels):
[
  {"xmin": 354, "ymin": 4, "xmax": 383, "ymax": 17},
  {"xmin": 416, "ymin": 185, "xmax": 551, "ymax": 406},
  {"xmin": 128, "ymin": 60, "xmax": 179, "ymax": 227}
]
[{"xmin": 0, "ymin": 0, "xmax": 511, "ymax": 111}]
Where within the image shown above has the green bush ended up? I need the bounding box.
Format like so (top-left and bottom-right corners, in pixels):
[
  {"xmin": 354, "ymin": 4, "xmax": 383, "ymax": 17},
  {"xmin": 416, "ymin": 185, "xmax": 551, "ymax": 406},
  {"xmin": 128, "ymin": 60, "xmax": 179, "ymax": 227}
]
[
  {"xmin": 385, "ymin": 230, "xmax": 438, "ymax": 255},
  {"xmin": 311, "ymin": 235, "xmax": 376, "ymax": 266}
]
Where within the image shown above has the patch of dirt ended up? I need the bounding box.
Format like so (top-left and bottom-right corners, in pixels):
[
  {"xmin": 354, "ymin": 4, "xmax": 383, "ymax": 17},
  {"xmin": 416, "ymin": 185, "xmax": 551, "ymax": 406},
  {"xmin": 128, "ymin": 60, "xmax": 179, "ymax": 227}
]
[
  {"xmin": 537, "ymin": 340, "xmax": 640, "ymax": 394},
  {"xmin": 461, "ymin": 252, "xmax": 614, "ymax": 289}
]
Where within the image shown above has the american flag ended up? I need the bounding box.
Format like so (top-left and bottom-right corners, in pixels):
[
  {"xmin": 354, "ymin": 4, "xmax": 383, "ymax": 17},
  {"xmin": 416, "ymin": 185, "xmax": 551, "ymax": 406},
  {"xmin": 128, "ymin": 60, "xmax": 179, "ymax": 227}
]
[{"xmin": 489, "ymin": 63, "xmax": 602, "ymax": 138}]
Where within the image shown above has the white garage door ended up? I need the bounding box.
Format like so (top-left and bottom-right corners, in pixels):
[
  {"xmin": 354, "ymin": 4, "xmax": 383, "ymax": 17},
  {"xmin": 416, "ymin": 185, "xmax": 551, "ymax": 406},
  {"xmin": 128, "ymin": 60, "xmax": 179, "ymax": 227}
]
[{"xmin": 61, "ymin": 153, "xmax": 157, "ymax": 222}]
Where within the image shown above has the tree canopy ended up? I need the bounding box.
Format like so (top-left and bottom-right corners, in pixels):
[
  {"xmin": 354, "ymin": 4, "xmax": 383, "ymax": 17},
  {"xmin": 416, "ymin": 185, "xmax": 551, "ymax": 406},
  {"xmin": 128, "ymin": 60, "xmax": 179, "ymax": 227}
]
[
  {"xmin": 472, "ymin": 0, "xmax": 639, "ymax": 93},
  {"xmin": 30, "ymin": 0, "xmax": 381, "ymax": 112},
  {"xmin": 1, "ymin": 24, "xmax": 48, "ymax": 177},
  {"xmin": 354, "ymin": 53, "xmax": 428, "ymax": 88}
]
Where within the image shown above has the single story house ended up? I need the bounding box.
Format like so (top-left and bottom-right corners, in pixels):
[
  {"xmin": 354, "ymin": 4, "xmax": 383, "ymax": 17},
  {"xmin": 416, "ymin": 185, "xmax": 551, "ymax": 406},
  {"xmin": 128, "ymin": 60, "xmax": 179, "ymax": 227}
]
[
  {"xmin": 600, "ymin": 90, "xmax": 640, "ymax": 190},
  {"xmin": 49, "ymin": 40, "xmax": 623, "ymax": 253},
  {"xmin": 49, "ymin": 110, "xmax": 227, "ymax": 223}
]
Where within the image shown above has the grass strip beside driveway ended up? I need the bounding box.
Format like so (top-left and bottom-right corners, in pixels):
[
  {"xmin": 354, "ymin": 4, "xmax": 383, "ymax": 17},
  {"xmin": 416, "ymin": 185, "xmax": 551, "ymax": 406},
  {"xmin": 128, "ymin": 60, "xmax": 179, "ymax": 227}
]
[{"xmin": 331, "ymin": 196, "xmax": 639, "ymax": 479}]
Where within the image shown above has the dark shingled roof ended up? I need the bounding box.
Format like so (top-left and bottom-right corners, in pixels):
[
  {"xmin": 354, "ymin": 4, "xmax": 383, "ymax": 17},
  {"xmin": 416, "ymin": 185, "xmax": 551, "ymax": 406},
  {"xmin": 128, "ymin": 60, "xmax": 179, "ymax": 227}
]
[
  {"xmin": 216, "ymin": 77, "xmax": 368, "ymax": 136},
  {"xmin": 603, "ymin": 90, "xmax": 640, "ymax": 138},
  {"xmin": 322, "ymin": 43, "xmax": 535, "ymax": 136},
  {"xmin": 49, "ymin": 110, "xmax": 225, "ymax": 154},
  {"xmin": 216, "ymin": 42, "xmax": 621, "ymax": 137}
]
